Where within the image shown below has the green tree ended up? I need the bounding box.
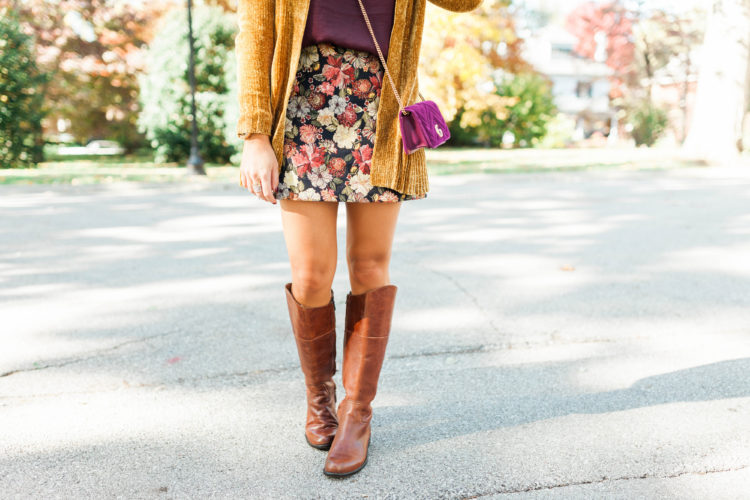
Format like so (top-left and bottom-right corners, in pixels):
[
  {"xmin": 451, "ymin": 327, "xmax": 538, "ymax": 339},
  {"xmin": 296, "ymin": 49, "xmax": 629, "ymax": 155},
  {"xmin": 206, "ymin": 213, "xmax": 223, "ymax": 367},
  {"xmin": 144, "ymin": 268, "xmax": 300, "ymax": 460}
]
[
  {"xmin": 0, "ymin": 8, "xmax": 48, "ymax": 167},
  {"xmin": 137, "ymin": 3, "xmax": 236, "ymax": 164}
]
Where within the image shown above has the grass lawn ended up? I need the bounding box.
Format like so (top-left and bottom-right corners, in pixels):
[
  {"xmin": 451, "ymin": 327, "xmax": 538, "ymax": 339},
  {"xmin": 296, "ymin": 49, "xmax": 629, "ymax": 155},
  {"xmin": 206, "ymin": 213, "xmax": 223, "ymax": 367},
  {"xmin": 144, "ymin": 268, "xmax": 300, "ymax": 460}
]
[
  {"xmin": 0, "ymin": 160, "xmax": 236, "ymax": 186},
  {"xmin": 0, "ymin": 147, "xmax": 712, "ymax": 186}
]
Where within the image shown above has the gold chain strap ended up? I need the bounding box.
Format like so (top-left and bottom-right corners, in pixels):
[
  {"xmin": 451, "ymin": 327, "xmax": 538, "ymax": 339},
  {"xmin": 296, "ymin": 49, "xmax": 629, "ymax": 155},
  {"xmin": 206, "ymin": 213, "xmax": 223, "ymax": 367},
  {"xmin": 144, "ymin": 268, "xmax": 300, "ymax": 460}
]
[{"xmin": 355, "ymin": 0, "xmax": 425, "ymax": 116}]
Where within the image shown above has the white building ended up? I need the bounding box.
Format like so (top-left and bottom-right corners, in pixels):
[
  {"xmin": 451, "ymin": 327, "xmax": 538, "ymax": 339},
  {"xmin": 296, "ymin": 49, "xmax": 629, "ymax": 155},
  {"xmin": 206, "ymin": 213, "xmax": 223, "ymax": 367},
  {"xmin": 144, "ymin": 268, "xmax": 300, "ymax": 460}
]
[{"xmin": 523, "ymin": 25, "xmax": 616, "ymax": 141}]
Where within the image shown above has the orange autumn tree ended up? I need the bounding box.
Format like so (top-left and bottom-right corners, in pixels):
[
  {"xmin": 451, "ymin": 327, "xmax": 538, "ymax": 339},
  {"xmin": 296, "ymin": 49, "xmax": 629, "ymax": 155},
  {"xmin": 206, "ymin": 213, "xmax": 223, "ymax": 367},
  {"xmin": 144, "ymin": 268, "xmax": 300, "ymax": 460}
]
[
  {"xmin": 9, "ymin": 0, "xmax": 175, "ymax": 150},
  {"xmin": 565, "ymin": 1, "xmax": 636, "ymax": 100},
  {"xmin": 419, "ymin": 0, "xmax": 528, "ymax": 131}
]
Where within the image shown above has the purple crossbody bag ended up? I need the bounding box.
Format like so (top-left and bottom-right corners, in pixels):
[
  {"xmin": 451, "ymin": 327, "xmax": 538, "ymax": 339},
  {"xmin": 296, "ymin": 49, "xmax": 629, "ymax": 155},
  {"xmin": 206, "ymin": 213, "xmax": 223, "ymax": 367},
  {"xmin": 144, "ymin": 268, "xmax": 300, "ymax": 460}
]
[{"xmin": 356, "ymin": 0, "xmax": 450, "ymax": 155}]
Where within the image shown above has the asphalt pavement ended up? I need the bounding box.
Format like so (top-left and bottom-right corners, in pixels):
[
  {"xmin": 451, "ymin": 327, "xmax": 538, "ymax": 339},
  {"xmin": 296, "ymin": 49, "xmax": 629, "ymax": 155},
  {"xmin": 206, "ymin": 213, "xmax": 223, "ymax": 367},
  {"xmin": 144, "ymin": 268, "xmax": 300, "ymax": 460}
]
[{"xmin": 1, "ymin": 164, "xmax": 749, "ymax": 499}]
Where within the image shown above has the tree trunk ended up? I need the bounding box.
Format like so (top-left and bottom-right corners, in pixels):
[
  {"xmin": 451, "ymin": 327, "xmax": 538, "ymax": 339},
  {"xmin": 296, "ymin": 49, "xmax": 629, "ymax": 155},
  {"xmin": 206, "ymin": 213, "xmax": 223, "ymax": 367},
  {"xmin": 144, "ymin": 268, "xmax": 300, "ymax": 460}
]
[{"xmin": 682, "ymin": 0, "xmax": 750, "ymax": 163}]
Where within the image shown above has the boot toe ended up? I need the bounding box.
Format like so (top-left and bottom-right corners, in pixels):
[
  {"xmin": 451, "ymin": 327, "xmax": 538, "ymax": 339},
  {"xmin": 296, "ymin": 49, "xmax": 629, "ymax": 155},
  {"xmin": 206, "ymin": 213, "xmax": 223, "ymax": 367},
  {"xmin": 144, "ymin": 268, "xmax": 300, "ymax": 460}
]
[{"xmin": 323, "ymin": 454, "xmax": 367, "ymax": 476}]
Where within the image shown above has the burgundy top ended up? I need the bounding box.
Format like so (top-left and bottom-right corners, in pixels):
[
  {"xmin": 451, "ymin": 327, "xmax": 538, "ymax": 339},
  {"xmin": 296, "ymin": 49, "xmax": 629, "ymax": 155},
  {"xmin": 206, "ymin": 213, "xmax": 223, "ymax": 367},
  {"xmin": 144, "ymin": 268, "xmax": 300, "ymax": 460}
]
[{"xmin": 301, "ymin": 0, "xmax": 397, "ymax": 61}]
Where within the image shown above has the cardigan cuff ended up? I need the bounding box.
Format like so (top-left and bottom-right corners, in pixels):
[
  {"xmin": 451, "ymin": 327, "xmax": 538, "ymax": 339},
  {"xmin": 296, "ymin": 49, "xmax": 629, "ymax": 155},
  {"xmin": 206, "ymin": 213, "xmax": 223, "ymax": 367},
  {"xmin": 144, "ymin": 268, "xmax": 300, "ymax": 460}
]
[{"xmin": 236, "ymin": 110, "xmax": 273, "ymax": 140}]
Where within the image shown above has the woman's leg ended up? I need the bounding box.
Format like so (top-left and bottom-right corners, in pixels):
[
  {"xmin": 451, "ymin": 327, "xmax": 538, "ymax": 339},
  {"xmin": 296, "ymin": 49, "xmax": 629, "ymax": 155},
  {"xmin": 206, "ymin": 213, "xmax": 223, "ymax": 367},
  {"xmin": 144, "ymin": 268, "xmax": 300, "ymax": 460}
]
[
  {"xmin": 345, "ymin": 202, "xmax": 402, "ymax": 293},
  {"xmin": 324, "ymin": 201, "xmax": 401, "ymax": 477},
  {"xmin": 279, "ymin": 199, "xmax": 339, "ymax": 305},
  {"xmin": 280, "ymin": 198, "xmax": 340, "ymax": 450}
]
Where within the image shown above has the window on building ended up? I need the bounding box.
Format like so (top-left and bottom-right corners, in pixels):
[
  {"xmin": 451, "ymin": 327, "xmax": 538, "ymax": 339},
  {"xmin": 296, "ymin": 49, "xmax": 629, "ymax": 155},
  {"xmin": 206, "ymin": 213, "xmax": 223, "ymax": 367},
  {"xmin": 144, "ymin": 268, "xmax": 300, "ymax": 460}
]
[
  {"xmin": 551, "ymin": 43, "xmax": 573, "ymax": 58},
  {"xmin": 576, "ymin": 81, "xmax": 593, "ymax": 98}
]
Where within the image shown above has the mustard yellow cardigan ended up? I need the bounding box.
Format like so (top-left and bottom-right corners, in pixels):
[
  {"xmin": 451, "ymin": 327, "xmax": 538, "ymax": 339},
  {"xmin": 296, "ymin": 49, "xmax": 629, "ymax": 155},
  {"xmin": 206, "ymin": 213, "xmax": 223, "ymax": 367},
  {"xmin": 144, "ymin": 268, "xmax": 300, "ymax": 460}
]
[{"xmin": 235, "ymin": 0, "xmax": 483, "ymax": 197}]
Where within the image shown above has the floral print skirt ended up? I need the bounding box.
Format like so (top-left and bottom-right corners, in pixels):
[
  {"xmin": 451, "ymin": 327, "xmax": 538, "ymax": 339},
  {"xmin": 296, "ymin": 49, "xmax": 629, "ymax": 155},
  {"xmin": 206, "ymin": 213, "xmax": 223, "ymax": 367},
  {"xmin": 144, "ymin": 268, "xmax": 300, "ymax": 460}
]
[{"xmin": 273, "ymin": 42, "xmax": 426, "ymax": 203}]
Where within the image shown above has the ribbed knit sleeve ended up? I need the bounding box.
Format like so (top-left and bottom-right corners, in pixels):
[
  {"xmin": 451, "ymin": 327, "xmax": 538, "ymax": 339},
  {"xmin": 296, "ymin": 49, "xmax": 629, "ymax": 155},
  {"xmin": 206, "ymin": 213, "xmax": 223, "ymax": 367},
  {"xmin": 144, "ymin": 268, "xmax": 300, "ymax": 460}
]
[
  {"xmin": 426, "ymin": 0, "xmax": 483, "ymax": 12},
  {"xmin": 235, "ymin": 0, "xmax": 275, "ymax": 139}
]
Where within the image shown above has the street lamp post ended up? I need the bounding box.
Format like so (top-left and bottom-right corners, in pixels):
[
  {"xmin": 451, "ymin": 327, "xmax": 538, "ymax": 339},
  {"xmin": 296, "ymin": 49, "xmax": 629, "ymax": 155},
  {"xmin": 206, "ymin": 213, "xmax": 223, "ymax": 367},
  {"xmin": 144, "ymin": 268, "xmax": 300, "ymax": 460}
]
[{"xmin": 186, "ymin": 0, "xmax": 205, "ymax": 175}]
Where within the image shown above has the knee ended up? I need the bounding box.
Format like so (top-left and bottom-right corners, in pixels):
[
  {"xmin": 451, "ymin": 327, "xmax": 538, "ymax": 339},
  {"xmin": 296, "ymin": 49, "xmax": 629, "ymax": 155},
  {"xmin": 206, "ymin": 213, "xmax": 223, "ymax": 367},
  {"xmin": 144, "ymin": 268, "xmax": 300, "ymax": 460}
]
[
  {"xmin": 348, "ymin": 253, "xmax": 389, "ymax": 288},
  {"xmin": 292, "ymin": 266, "xmax": 334, "ymax": 299}
]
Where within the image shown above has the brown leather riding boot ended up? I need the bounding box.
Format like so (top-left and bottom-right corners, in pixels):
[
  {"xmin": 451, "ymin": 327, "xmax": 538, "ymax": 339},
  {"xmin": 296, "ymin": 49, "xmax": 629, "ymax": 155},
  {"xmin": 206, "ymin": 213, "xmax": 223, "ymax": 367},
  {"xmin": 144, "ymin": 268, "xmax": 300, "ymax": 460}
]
[
  {"xmin": 284, "ymin": 282, "xmax": 338, "ymax": 450},
  {"xmin": 323, "ymin": 283, "xmax": 397, "ymax": 477}
]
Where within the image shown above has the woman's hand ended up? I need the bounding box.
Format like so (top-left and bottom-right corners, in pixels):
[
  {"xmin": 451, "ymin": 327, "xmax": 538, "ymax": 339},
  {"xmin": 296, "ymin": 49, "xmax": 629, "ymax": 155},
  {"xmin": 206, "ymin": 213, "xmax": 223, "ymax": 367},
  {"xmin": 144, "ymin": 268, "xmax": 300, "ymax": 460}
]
[{"xmin": 239, "ymin": 133, "xmax": 279, "ymax": 204}]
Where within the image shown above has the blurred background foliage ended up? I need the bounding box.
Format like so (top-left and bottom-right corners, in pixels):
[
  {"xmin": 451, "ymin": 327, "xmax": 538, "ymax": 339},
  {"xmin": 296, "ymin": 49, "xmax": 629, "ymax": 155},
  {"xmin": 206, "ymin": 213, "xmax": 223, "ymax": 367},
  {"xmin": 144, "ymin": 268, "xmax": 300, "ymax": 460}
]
[
  {"xmin": 0, "ymin": 7, "xmax": 48, "ymax": 167},
  {"xmin": 137, "ymin": 3, "xmax": 237, "ymax": 163},
  {"xmin": 7, "ymin": 0, "xmax": 162, "ymax": 153},
  {"xmin": 420, "ymin": 0, "xmax": 529, "ymax": 130},
  {"xmin": 0, "ymin": 0, "xmax": 748, "ymax": 170},
  {"xmin": 629, "ymin": 100, "xmax": 669, "ymax": 147},
  {"xmin": 449, "ymin": 72, "xmax": 556, "ymax": 148}
]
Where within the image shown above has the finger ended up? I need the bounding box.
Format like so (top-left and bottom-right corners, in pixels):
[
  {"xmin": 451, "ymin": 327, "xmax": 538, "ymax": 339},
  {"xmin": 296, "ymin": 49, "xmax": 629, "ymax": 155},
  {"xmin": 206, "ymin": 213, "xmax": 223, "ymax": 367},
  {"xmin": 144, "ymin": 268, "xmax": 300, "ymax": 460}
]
[
  {"xmin": 262, "ymin": 172, "xmax": 276, "ymax": 204},
  {"xmin": 239, "ymin": 170, "xmax": 248, "ymax": 189},
  {"xmin": 250, "ymin": 176, "xmax": 263, "ymax": 199},
  {"xmin": 242, "ymin": 170, "xmax": 254, "ymax": 191},
  {"xmin": 257, "ymin": 175, "xmax": 271, "ymax": 203},
  {"xmin": 271, "ymin": 163, "xmax": 279, "ymax": 194}
]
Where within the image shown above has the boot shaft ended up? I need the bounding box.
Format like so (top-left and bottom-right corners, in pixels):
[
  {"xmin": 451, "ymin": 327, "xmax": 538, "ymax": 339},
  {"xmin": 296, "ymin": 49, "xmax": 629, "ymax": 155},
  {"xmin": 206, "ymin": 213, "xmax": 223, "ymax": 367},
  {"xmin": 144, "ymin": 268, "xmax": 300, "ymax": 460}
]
[
  {"xmin": 284, "ymin": 282, "xmax": 337, "ymax": 384},
  {"xmin": 341, "ymin": 284, "xmax": 397, "ymax": 404},
  {"xmin": 324, "ymin": 283, "xmax": 398, "ymax": 477}
]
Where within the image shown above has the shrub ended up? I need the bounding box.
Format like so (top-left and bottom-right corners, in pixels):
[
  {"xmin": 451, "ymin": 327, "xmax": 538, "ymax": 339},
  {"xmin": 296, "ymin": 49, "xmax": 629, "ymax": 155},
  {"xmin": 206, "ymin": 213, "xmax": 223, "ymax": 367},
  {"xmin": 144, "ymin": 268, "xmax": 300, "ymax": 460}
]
[
  {"xmin": 539, "ymin": 114, "xmax": 578, "ymax": 148},
  {"xmin": 449, "ymin": 72, "xmax": 556, "ymax": 148},
  {"xmin": 629, "ymin": 100, "xmax": 668, "ymax": 147}
]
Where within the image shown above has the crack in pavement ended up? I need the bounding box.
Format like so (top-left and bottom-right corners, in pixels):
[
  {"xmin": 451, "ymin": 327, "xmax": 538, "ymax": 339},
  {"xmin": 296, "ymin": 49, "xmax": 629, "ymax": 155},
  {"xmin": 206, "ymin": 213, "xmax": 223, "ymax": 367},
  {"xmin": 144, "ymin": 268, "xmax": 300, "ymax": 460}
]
[
  {"xmin": 0, "ymin": 255, "xmax": 647, "ymax": 383},
  {"xmin": 426, "ymin": 267, "xmax": 507, "ymax": 338},
  {"xmin": 0, "ymin": 335, "xmax": 629, "ymax": 401},
  {"xmin": 462, "ymin": 463, "xmax": 750, "ymax": 498},
  {"xmin": 0, "ymin": 330, "xmax": 181, "ymax": 378},
  {"xmin": 399, "ymin": 255, "xmax": 511, "ymax": 340},
  {"xmin": 0, "ymin": 321, "xmax": 626, "ymax": 382}
]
